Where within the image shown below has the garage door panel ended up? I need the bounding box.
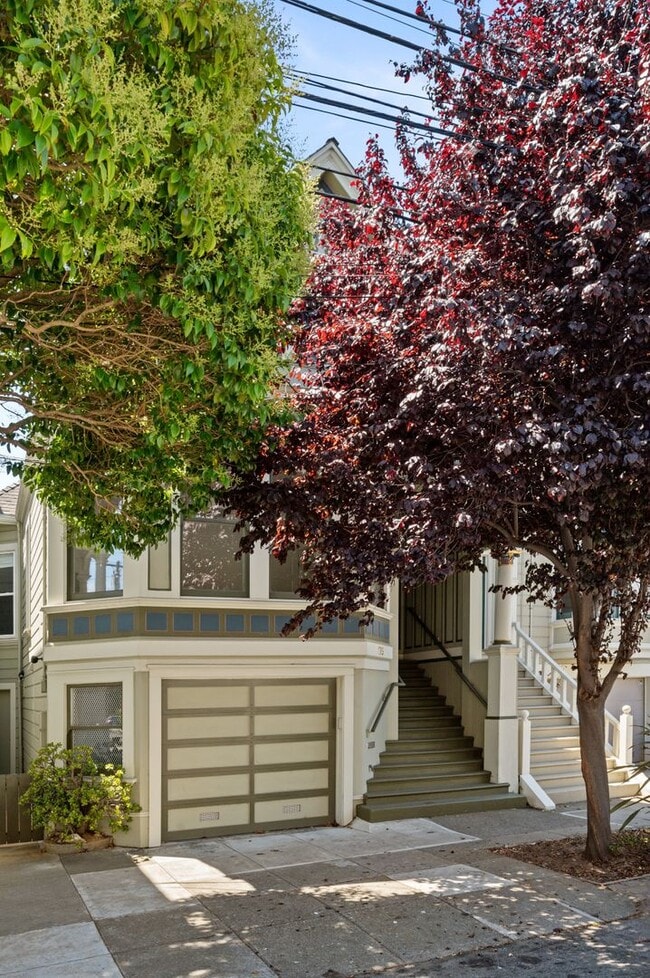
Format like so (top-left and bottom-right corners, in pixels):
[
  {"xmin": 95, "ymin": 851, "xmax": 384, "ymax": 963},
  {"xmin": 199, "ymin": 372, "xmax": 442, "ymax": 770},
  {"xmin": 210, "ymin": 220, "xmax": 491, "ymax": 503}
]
[
  {"xmin": 254, "ymin": 740, "xmax": 329, "ymax": 765},
  {"xmin": 254, "ymin": 712, "xmax": 330, "ymax": 737},
  {"xmin": 254, "ymin": 768, "xmax": 329, "ymax": 794},
  {"xmin": 255, "ymin": 684, "xmax": 330, "ymax": 708},
  {"xmin": 167, "ymin": 803, "xmax": 250, "ymax": 834},
  {"xmin": 167, "ymin": 772, "xmax": 250, "ymax": 802},
  {"xmin": 254, "ymin": 795, "xmax": 330, "ymax": 824},
  {"xmin": 167, "ymin": 685, "xmax": 249, "ymax": 710},
  {"xmin": 167, "ymin": 744, "xmax": 250, "ymax": 771},
  {"xmin": 168, "ymin": 714, "xmax": 250, "ymax": 739}
]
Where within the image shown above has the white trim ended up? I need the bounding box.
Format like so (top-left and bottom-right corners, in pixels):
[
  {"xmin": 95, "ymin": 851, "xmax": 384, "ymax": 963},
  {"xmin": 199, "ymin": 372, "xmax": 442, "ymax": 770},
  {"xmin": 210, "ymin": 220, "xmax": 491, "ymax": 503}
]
[
  {"xmin": 149, "ymin": 673, "xmax": 163, "ymax": 847},
  {"xmin": 0, "ymin": 546, "xmax": 17, "ymax": 639},
  {"xmin": 0, "ymin": 683, "xmax": 17, "ymax": 773}
]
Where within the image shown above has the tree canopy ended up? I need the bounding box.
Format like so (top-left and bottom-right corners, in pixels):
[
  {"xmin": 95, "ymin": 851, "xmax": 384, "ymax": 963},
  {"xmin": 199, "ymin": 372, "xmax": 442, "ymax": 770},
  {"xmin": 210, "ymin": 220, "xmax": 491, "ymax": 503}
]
[
  {"xmin": 0, "ymin": 0, "xmax": 312, "ymax": 551},
  {"xmin": 225, "ymin": 0, "xmax": 650, "ymax": 860}
]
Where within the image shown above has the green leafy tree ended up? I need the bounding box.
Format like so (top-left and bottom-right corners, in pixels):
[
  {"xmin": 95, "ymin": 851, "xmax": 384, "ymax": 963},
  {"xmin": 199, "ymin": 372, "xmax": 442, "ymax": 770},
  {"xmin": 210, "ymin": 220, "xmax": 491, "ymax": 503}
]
[{"xmin": 0, "ymin": 0, "xmax": 312, "ymax": 551}]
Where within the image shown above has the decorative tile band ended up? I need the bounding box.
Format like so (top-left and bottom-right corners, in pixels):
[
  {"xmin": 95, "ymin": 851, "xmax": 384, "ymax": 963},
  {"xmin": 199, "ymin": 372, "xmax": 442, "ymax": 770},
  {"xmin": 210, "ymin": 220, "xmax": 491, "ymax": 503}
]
[{"xmin": 47, "ymin": 607, "xmax": 390, "ymax": 644}]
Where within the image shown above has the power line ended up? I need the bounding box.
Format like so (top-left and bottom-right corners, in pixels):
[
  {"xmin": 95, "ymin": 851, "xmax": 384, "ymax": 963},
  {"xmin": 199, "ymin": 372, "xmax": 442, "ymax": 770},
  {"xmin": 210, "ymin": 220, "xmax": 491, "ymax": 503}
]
[
  {"xmin": 279, "ymin": 0, "xmax": 529, "ymax": 88},
  {"xmin": 292, "ymin": 67, "xmax": 434, "ymax": 103},
  {"xmin": 296, "ymin": 91, "xmax": 468, "ymax": 140},
  {"xmin": 341, "ymin": 0, "xmax": 435, "ymax": 39},
  {"xmin": 347, "ymin": 0, "xmax": 463, "ymax": 38},
  {"xmin": 299, "ymin": 76, "xmax": 443, "ymax": 126}
]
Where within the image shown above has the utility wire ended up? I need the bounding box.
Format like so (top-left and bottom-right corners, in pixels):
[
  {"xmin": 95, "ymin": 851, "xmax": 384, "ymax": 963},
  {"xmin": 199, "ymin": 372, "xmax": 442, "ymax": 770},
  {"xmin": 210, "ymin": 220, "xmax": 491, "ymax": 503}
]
[
  {"xmin": 279, "ymin": 0, "xmax": 528, "ymax": 88},
  {"xmin": 300, "ymin": 77, "xmax": 441, "ymax": 125},
  {"xmin": 296, "ymin": 91, "xmax": 468, "ymax": 140},
  {"xmin": 292, "ymin": 67, "xmax": 434, "ymax": 103},
  {"xmin": 348, "ymin": 0, "xmax": 462, "ymax": 38},
  {"xmin": 293, "ymin": 100, "xmax": 416, "ymax": 136},
  {"xmin": 342, "ymin": 0, "xmax": 435, "ymax": 39}
]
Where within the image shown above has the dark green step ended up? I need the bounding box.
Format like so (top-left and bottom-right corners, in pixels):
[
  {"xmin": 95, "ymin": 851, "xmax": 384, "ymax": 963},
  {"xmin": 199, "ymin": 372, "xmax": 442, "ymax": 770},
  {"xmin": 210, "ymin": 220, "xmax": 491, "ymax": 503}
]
[
  {"xmin": 366, "ymin": 771, "xmax": 492, "ymax": 797},
  {"xmin": 356, "ymin": 787, "xmax": 527, "ymax": 822},
  {"xmin": 374, "ymin": 759, "xmax": 484, "ymax": 779},
  {"xmin": 380, "ymin": 745, "xmax": 482, "ymax": 763}
]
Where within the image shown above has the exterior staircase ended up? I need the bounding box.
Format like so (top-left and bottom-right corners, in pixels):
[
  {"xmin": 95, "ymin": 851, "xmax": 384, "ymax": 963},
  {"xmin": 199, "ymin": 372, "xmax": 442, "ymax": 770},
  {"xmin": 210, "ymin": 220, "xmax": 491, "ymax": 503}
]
[
  {"xmin": 518, "ymin": 669, "xmax": 634, "ymax": 803},
  {"xmin": 356, "ymin": 660, "xmax": 526, "ymax": 822}
]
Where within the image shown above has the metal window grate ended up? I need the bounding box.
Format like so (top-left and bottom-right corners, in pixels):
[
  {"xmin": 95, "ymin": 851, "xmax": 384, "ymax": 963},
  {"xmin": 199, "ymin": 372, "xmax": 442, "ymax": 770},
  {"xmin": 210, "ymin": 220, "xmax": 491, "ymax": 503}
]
[{"xmin": 69, "ymin": 684, "xmax": 123, "ymax": 768}]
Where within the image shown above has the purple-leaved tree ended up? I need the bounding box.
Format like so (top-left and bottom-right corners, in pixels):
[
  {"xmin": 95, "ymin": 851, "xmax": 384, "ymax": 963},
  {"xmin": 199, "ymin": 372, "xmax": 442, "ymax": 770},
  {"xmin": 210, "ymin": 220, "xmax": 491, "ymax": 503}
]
[{"xmin": 224, "ymin": 0, "xmax": 650, "ymax": 862}]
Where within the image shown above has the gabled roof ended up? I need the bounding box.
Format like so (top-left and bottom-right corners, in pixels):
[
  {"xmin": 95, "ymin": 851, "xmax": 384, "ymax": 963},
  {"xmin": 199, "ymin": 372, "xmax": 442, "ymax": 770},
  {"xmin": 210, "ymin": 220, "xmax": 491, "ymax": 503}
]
[
  {"xmin": 0, "ymin": 482, "xmax": 19, "ymax": 517},
  {"xmin": 307, "ymin": 137, "xmax": 359, "ymax": 201}
]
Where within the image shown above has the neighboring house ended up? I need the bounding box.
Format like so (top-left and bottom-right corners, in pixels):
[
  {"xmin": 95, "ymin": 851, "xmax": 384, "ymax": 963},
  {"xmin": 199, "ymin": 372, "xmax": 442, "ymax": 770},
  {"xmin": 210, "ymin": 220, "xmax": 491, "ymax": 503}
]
[
  {"xmin": 11, "ymin": 140, "xmax": 647, "ymax": 846},
  {"xmin": 0, "ymin": 482, "xmax": 20, "ymax": 775}
]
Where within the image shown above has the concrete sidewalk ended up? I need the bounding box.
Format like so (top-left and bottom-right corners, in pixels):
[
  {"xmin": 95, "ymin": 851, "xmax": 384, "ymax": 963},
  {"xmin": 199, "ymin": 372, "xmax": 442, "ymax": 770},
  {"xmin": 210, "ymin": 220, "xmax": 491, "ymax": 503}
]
[{"xmin": 0, "ymin": 805, "xmax": 647, "ymax": 978}]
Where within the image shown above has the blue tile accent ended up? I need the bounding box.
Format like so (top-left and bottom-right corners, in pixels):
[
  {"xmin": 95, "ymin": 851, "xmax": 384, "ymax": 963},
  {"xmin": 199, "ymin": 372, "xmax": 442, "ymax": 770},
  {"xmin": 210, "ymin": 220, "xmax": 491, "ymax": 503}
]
[
  {"xmin": 344, "ymin": 617, "xmax": 362, "ymax": 634},
  {"xmin": 251, "ymin": 614, "xmax": 269, "ymax": 633},
  {"xmin": 94, "ymin": 614, "xmax": 112, "ymax": 635},
  {"xmin": 146, "ymin": 611, "xmax": 168, "ymax": 631},
  {"xmin": 380, "ymin": 619, "xmax": 390, "ymax": 641},
  {"xmin": 173, "ymin": 612, "xmax": 193, "ymax": 631},
  {"xmin": 199, "ymin": 613, "xmax": 219, "ymax": 632},
  {"xmin": 300, "ymin": 615, "xmax": 316, "ymax": 634},
  {"xmin": 73, "ymin": 616, "xmax": 90, "ymax": 636},
  {"xmin": 51, "ymin": 618, "xmax": 68, "ymax": 638},
  {"xmin": 274, "ymin": 615, "xmax": 292, "ymax": 635},
  {"xmin": 320, "ymin": 618, "xmax": 338, "ymax": 634},
  {"xmin": 117, "ymin": 612, "xmax": 134, "ymax": 633},
  {"xmin": 225, "ymin": 613, "xmax": 245, "ymax": 633}
]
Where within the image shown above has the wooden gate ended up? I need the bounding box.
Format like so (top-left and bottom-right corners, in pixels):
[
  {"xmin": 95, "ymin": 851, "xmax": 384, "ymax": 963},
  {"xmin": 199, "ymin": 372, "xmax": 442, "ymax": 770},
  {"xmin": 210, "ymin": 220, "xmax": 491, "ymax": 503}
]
[{"xmin": 0, "ymin": 775, "xmax": 42, "ymax": 844}]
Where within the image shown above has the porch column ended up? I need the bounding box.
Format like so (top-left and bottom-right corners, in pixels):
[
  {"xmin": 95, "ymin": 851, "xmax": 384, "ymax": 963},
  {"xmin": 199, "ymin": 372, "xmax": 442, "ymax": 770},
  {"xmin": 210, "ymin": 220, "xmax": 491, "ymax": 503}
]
[
  {"xmin": 493, "ymin": 552, "xmax": 517, "ymax": 644},
  {"xmin": 483, "ymin": 644, "xmax": 520, "ymax": 791},
  {"xmin": 483, "ymin": 553, "xmax": 520, "ymax": 791}
]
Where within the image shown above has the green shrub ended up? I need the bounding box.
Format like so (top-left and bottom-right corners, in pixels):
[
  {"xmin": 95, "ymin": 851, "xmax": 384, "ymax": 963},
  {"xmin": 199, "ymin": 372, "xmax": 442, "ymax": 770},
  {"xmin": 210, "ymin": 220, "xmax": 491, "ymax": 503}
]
[{"xmin": 21, "ymin": 742, "xmax": 140, "ymax": 843}]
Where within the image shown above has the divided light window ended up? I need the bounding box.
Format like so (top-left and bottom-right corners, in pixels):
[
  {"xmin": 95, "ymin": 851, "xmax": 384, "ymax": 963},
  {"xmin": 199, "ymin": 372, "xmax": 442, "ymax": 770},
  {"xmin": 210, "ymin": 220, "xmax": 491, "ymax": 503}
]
[
  {"xmin": 68, "ymin": 544, "xmax": 124, "ymax": 600},
  {"xmin": 0, "ymin": 552, "xmax": 15, "ymax": 636},
  {"xmin": 68, "ymin": 683, "xmax": 123, "ymax": 768},
  {"xmin": 181, "ymin": 508, "xmax": 249, "ymax": 598}
]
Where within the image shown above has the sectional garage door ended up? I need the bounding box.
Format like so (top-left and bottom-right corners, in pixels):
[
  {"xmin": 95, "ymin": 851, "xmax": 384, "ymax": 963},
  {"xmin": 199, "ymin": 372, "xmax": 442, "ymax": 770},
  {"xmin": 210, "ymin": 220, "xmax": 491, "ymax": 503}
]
[{"xmin": 161, "ymin": 679, "xmax": 336, "ymax": 841}]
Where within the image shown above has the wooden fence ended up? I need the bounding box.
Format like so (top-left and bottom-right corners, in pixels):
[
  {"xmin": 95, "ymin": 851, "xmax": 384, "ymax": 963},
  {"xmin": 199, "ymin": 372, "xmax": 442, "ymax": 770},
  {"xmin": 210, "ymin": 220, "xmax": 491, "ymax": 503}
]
[{"xmin": 0, "ymin": 774, "xmax": 42, "ymax": 844}]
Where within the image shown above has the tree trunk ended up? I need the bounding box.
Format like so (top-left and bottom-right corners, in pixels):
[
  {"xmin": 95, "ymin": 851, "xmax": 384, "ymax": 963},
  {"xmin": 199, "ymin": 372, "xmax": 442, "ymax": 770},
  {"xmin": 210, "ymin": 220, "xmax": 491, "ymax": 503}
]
[{"xmin": 577, "ymin": 693, "xmax": 612, "ymax": 862}]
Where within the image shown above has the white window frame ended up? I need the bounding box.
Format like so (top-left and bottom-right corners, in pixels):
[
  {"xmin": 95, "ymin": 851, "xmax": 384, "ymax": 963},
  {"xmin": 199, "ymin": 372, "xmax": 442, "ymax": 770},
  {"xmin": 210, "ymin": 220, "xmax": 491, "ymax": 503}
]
[{"xmin": 0, "ymin": 547, "xmax": 16, "ymax": 639}]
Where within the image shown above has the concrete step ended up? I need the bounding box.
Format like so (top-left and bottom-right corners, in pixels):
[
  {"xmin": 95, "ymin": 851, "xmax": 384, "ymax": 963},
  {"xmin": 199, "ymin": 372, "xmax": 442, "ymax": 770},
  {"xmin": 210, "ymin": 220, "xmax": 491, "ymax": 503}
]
[
  {"xmin": 366, "ymin": 771, "xmax": 492, "ymax": 798},
  {"xmin": 380, "ymin": 746, "xmax": 482, "ymax": 764},
  {"xmin": 399, "ymin": 717, "xmax": 460, "ymax": 732},
  {"xmin": 530, "ymin": 725, "xmax": 579, "ymax": 740},
  {"xmin": 373, "ymin": 759, "xmax": 485, "ymax": 779},
  {"xmin": 399, "ymin": 706, "xmax": 455, "ymax": 719},
  {"xmin": 356, "ymin": 787, "xmax": 527, "ymax": 822},
  {"xmin": 527, "ymin": 715, "xmax": 575, "ymax": 727},
  {"xmin": 541, "ymin": 779, "xmax": 637, "ymax": 805},
  {"xmin": 518, "ymin": 705, "xmax": 565, "ymax": 718}
]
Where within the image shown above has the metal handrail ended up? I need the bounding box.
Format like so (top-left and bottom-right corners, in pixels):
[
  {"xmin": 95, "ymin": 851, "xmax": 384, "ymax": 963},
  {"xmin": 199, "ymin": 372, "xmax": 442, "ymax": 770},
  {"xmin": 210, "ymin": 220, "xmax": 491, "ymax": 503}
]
[
  {"xmin": 406, "ymin": 608, "xmax": 488, "ymax": 709},
  {"xmin": 367, "ymin": 679, "xmax": 405, "ymax": 735}
]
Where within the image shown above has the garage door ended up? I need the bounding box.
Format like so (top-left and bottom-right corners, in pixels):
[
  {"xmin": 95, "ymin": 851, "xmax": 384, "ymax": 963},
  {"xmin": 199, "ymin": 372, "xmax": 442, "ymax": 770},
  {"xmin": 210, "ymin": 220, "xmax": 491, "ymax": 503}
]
[{"xmin": 162, "ymin": 679, "xmax": 336, "ymax": 841}]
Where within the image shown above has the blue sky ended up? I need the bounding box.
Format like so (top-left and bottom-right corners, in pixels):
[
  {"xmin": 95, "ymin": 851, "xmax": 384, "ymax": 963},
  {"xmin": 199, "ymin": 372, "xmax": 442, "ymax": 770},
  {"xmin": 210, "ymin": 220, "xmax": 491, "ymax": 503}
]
[{"xmin": 274, "ymin": 0, "xmax": 498, "ymax": 171}]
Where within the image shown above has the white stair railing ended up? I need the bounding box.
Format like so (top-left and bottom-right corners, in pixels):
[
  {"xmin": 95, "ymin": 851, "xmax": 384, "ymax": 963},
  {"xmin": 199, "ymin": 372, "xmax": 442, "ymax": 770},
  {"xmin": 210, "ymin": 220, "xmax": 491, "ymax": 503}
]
[{"xmin": 513, "ymin": 623, "xmax": 632, "ymax": 766}]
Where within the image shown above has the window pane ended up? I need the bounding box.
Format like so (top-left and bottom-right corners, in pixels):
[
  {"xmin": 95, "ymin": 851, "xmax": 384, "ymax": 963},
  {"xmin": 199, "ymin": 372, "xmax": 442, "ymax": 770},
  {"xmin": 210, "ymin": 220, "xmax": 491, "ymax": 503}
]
[
  {"xmin": 0, "ymin": 552, "xmax": 13, "ymax": 594},
  {"xmin": 69, "ymin": 684, "xmax": 122, "ymax": 767},
  {"xmin": 68, "ymin": 546, "xmax": 123, "ymax": 599},
  {"xmin": 181, "ymin": 516, "xmax": 248, "ymax": 597},
  {"xmin": 0, "ymin": 595, "xmax": 13, "ymax": 635},
  {"xmin": 270, "ymin": 548, "xmax": 305, "ymax": 599}
]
